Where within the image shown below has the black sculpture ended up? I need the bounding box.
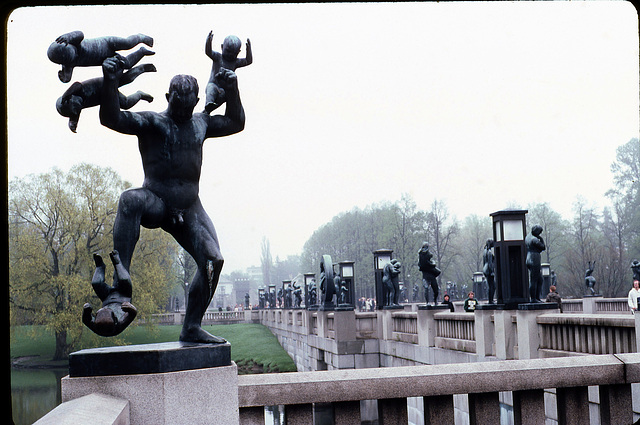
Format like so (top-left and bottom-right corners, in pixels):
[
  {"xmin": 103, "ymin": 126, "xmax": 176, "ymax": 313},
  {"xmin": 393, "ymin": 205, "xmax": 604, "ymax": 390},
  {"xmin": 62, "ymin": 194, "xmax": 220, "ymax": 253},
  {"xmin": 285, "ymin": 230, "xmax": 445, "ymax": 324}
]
[
  {"xmin": 482, "ymin": 238, "xmax": 496, "ymax": 304},
  {"xmin": 412, "ymin": 284, "xmax": 419, "ymax": 302},
  {"xmin": 94, "ymin": 50, "xmax": 245, "ymax": 343},
  {"xmin": 308, "ymin": 279, "xmax": 317, "ymax": 307},
  {"xmin": 418, "ymin": 242, "xmax": 441, "ymax": 304},
  {"xmin": 244, "ymin": 293, "xmax": 250, "ymax": 308},
  {"xmin": 269, "ymin": 289, "xmax": 276, "ymax": 309},
  {"xmin": 382, "ymin": 259, "xmax": 401, "ymax": 306},
  {"xmin": 258, "ymin": 290, "xmax": 266, "ymax": 309},
  {"xmin": 293, "ymin": 282, "xmax": 302, "ymax": 308},
  {"xmin": 277, "ymin": 287, "xmax": 284, "ymax": 308},
  {"xmin": 631, "ymin": 260, "xmax": 640, "ymax": 282},
  {"xmin": 203, "ymin": 31, "xmax": 252, "ymax": 113},
  {"xmin": 585, "ymin": 261, "xmax": 597, "ymax": 295},
  {"xmin": 525, "ymin": 225, "xmax": 546, "ymax": 302},
  {"xmin": 56, "ymin": 54, "xmax": 155, "ymax": 132},
  {"xmin": 338, "ymin": 280, "xmax": 349, "ymax": 305},
  {"xmin": 319, "ymin": 255, "xmax": 335, "ymax": 308},
  {"xmin": 83, "ymin": 251, "xmax": 137, "ymax": 337},
  {"xmin": 48, "ymin": 31, "xmax": 154, "ymax": 83}
]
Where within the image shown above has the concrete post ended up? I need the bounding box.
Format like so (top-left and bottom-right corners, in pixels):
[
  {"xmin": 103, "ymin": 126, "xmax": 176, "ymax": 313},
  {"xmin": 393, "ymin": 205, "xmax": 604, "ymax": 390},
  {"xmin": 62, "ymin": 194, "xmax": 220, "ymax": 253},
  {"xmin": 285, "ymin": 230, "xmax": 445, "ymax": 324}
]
[
  {"xmin": 379, "ymin": 309, "xmax": 395, "ymax": 341},
  {"xmin": 317, "ymin": 310, "xmax": 328, "ymax": 338},
  {"xmin": 417, "ymin": 306, "xmax": 447, "ymax": 347},
  {"xmin": 516, "ymin": 305, "xmax": 559, "ymax": 360},
  {"xmin": 582, "ymin": 295, "xmax": 602, "ymax": 314},
  {"xmin": 333, "ymin": 310, "xmax": 356, "ymax": 341},
  {"xmin": 474, "ymin": 308, "xmax": 495, "ymax": 359},
  {"xmin": 635, "ymin": 313, "xmax": 640, "ymax": 352},
  {"xmin": 494, "ymin": 310, "xmax": 516, "ymax": 360},
  {"xmin": 61, "ymin": 363, "xmax": 239, "ymax": 424}
]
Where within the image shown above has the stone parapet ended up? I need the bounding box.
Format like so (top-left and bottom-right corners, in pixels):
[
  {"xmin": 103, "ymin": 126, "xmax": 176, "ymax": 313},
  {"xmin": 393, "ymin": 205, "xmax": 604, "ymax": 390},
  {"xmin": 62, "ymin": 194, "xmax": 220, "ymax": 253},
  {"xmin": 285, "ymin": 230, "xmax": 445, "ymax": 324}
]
[{"xmin": 61, "ymin": 363, "xmax": 239, "ymax": 424}]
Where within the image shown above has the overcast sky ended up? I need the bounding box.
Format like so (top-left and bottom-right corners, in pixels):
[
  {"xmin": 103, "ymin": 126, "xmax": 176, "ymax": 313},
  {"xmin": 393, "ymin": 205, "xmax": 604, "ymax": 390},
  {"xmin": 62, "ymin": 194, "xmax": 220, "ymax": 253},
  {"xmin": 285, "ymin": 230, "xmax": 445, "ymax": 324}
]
[{"xmin": 6, "ymin": 2, "xmax": 639, "ymax": 273}]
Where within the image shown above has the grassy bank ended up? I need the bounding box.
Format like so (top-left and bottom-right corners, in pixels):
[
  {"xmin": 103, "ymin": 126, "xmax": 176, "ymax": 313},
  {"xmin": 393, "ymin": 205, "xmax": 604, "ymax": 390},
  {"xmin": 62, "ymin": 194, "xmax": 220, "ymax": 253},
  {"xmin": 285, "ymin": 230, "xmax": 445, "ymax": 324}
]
[{"xmin": 10, "ymin": 323, "xmax": 296, "ymax": 374}]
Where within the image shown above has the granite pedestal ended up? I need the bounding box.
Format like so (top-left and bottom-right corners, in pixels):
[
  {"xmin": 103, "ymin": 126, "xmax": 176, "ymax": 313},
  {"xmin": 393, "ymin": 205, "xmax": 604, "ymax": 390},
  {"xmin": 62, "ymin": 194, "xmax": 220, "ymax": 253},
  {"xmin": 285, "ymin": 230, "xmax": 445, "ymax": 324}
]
[
  {"xmin": 70, "ymin": 341, "xmax": 231, "ymax": 377},
  {"xmin": 62, "ymin": 342, "xmax": 238, "ymax": 424}
]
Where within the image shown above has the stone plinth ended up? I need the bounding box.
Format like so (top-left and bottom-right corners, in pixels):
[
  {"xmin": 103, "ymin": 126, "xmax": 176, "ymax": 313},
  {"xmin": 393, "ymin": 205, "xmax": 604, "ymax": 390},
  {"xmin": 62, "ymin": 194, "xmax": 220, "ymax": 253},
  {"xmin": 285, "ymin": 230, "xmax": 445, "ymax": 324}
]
[
  {"xmin": 69, "ymin": 341, "xmax": 231, "ymax": 377},
  {"xmin": 417, "ymin": 305, "xmax": 448, "ymax": 347},
  {"xmin": 494, "ymin": 310, "xmax": 516, "ymax": 360},
  {"xmin": 475, "ymin": 307, "xmax": 495, "ymax": 359},
  {"xmin": 517, "ymin": 303, "xmax": 560, "ymax": 359},
  {"xmin": 62, "ymin": 362, "xmax": 239, "ymax": 424}
]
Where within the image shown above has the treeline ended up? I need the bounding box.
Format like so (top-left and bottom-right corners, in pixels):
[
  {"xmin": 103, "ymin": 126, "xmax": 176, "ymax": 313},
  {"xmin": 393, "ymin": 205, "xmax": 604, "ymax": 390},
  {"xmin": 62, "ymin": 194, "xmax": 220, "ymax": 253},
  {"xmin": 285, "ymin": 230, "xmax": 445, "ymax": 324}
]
[{"xmin": 300, "ymin": 138, "xmax": 640, "ymax": 300}]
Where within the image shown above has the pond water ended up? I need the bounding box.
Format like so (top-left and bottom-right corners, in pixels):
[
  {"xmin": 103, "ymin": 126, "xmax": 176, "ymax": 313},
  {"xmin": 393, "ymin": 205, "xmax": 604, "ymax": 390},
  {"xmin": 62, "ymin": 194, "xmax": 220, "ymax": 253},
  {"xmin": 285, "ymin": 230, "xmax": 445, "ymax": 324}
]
[{"xmin": 11, "ymin": 368, "xmax": 67, "ymax": 425}]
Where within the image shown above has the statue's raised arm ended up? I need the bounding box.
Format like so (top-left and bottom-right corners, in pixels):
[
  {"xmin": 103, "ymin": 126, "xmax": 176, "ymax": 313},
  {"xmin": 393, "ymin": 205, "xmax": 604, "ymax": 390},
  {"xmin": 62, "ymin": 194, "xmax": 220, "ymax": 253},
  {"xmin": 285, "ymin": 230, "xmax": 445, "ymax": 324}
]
[
  {"xmin": 205, "ymin": 68, "xmax": 245, "ymax": 138},
  {"xmin": 99, "ymin": 55, "xmax": 152, "ymax": 135}
]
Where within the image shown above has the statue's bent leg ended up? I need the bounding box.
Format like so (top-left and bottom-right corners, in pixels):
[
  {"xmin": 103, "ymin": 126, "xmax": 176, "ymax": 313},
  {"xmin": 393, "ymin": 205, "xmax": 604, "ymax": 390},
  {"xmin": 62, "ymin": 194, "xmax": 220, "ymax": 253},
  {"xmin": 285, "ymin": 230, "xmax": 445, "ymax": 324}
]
[
  {"xmin": 175, "ymin": 200, "xmax": 227, "ymax": 344},
  {"xmin": 180, "ymin": 257, "xmax": 226, "ymax": 343},
  {"xmin": 431, "ymin": 280, "xmax": 439, "ymax": 304},
  {"xmin": 91, "ymin": 254, "xmax": 110, "ymax": 300}
]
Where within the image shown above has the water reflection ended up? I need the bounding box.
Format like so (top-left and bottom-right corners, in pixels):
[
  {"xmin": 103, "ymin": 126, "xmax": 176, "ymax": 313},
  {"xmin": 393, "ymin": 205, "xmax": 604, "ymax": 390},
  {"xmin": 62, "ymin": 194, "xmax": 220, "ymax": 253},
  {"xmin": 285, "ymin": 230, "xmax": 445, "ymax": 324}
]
[{"xmin": 11, "ymin": 368, "xmax": 66, "ymax": 425}]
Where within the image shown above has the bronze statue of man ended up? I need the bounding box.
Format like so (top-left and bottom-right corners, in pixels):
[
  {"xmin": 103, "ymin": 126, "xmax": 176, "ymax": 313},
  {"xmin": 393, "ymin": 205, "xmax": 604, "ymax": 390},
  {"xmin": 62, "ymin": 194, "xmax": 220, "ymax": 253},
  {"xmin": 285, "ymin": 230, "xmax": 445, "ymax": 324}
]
[
  {"xmin": 525, "ymin": 225, "xmax": 546, "ymax": 303},
  {"xmin": 482, "ymin": 238, "xmax": 496, "ymax": 304},
  {"xmin": 418, "ymin": 242, "xmax": 441, "ymax": 304},
  {"xmin": 98, "ymin": 56, "xmax": 245, "ymax": 343}
]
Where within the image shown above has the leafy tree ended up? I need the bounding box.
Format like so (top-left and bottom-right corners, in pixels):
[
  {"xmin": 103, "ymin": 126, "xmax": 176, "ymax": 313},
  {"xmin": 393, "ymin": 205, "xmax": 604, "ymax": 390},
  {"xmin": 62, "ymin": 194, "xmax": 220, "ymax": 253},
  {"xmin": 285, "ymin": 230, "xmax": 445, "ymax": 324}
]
[
  {"xmin": 450, "ymin": 214, "xmax": 492, "ymax": 288},
  {"xmin": 9, "ymin": 164, "xmax": 179, "ymax": 359},
  {"xmin": 9, "ymin": 165, "xmax": 125, "ymax": 359},
  {"xmin": 607, "ymin": 138, "xmax": 640, "ymax": 261},
  {"xmin": 561, "ymin": 198, "xmax": 604, "ymax": 298},
  {"xmin": 425, "ymin": 199, "xmax": 460, "ymax": 287}
]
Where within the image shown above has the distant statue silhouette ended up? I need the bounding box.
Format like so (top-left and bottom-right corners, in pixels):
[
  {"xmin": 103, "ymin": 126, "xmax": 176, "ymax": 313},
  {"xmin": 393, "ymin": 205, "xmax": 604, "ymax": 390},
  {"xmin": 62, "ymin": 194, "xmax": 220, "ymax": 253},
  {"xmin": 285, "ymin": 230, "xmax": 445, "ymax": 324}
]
[{"xmin": 585, "ymin": 261, "xmax": 597, "ymax": 295}]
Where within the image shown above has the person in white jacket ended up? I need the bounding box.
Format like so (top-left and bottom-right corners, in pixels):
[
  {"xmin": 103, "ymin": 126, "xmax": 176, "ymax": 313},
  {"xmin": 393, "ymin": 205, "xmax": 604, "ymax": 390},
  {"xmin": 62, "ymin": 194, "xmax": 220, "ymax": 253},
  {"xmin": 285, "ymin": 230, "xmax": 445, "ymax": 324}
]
[{"xmin": 627, "ymin": 280, "xmax": 640, "ymax": 313}]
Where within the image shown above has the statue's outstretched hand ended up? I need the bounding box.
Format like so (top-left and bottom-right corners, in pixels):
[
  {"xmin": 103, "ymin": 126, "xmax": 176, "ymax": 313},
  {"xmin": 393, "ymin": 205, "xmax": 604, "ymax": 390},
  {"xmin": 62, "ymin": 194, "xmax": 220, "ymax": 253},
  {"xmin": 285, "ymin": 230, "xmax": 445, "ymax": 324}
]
[
  {"xmin": 215, "ymin": 68, "xmax": 238, "ymax": 93},
  {"xmin": 102, "ymin": 55, "xmax": 125, "ymax": 81}
]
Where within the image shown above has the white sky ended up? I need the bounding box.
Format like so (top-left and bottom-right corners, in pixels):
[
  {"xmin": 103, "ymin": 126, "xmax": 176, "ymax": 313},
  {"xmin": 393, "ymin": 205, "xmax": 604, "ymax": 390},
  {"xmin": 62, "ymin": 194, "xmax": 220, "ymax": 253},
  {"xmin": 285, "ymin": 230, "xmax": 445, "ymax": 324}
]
[{"xmin": 6, "ymin": 2, "xmax": 639, "ymax": 273}]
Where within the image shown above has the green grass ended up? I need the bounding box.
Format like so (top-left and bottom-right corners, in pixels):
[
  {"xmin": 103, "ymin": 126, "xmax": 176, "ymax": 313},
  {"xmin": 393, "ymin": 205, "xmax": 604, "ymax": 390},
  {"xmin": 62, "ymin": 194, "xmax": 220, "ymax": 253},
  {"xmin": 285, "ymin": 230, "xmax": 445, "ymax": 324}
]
[{"xmin": 10, "ymin": 323, "xmax": 296, "ymax": 374}]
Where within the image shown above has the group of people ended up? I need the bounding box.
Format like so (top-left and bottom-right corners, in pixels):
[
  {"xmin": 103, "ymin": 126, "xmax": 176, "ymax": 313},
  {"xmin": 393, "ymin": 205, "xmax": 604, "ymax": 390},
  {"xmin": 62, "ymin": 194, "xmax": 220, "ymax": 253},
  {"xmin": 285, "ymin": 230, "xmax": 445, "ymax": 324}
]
[{"xmin": 357, "ymin": 297, "xmax": 377, "ymax": 312}]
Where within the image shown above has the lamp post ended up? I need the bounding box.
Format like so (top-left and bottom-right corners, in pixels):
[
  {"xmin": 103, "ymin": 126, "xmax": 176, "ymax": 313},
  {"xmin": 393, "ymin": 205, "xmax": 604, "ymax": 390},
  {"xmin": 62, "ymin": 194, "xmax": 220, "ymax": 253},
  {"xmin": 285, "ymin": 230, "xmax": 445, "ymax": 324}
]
[
  {"xmin": 268, "ymin": 284, "xmax": 276, "ymax": 309},
  {"xmin": 373, "ymin": 249, "xmax": 393, "ymax": 310},
  {"xmin": 490, "ymin": 209, "xmax": 529, "ymax": 309},
  {"xmin": 473, "ymin": 272, "xmax": 484, "ymax": 300},
  {"xmin": 541, "ymin": 263, "xmax": 551, "ymax": 301},
  {"xmin": 337, "ymin": 261, "xmax": 355, "ymax": 310},
  {"xmin": 258, "ymin": 287, "xmax": 265, "ymax": 309}
]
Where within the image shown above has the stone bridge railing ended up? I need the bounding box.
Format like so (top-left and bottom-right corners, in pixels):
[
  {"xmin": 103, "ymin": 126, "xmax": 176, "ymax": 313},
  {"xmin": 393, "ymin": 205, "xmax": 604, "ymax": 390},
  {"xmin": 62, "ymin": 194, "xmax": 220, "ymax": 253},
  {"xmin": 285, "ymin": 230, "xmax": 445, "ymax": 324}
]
[
  {"xmin": 238, "ymin": 353, "xmax": 640, "ymax": 424},
  {"xmin": 257, "ymin": 297, "xmax": 639, "ymax": 372}
]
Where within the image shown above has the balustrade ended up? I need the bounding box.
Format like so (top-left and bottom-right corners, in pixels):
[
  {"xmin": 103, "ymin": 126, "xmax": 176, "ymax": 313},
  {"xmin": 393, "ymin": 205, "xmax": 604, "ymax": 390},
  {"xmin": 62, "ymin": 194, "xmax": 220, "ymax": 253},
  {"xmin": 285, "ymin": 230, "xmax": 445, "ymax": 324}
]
[{"xmin": 238, "ymin": 354, "xmax": 640, "ymax": 424}]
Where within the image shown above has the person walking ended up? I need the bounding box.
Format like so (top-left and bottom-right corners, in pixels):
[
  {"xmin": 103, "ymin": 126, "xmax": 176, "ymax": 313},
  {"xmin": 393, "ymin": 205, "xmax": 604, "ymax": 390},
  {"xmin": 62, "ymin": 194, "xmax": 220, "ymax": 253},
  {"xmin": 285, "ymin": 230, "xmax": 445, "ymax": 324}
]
[{"xmin": 628, "ymin": 280, "xmax": 640, "ymax": 314}]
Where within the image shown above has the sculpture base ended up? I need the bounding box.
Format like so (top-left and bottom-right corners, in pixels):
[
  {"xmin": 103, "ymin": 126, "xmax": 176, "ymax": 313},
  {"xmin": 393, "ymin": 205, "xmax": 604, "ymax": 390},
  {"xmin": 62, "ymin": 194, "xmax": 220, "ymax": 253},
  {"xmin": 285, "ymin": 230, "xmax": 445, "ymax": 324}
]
[
  {"xmin": 62, "ymin": 363, "xmax": 238, "ymax": 424},
  {"xmin": 319, "ymin": 303, "xmax": 335, "ymax": 311},
  {"xmin": 518, "ymin": 302, "xmax": 560, "ymax": 311},
  {"xmin": 335, "ymin": 305, "xmax": 355, "ymax": 311},
  {"xmin": 476, "ymin": 303, "xmax": 502, "ymax": 311},
  {"xmin": 417, "ymin": 304, "xmax": 449, "ymax": 310},
  {"xmin": 584, "ymin": 294, "xmax": 603, "ymax": 297},
  {"xmin": 382, "ymin": 305, "xmax": 404, "ymax": 310},
  {"xmin": 69, "ymin": 341, "xmax": 231, "ymax": 377}
]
